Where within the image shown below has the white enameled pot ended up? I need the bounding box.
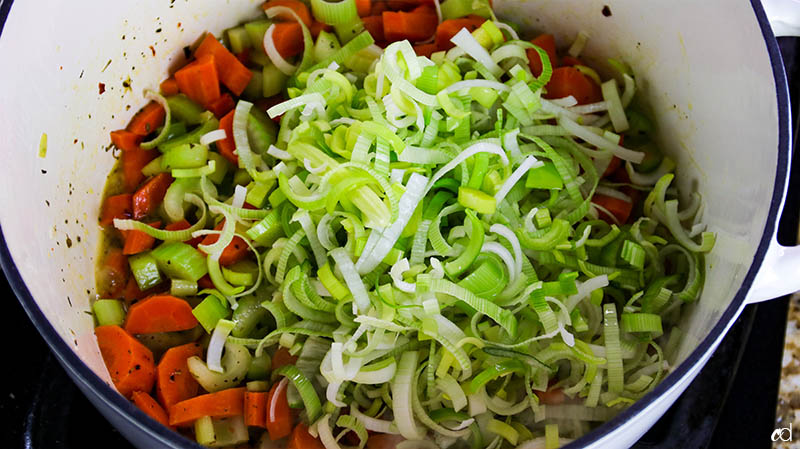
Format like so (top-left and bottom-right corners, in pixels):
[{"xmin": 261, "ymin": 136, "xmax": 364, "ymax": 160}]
[{"xmin": 1, "ymin": 0, "xmax": 799, "ymax": 447}]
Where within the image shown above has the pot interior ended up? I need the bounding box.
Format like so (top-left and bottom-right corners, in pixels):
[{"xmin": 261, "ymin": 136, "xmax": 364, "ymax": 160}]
[{"xmin": 0, "ymin": 0, "xmax": 781, "ymax": 444}]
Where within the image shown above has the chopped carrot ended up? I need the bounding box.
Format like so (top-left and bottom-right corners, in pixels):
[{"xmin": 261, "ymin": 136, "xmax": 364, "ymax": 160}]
[
  {"xmin": 175, "ymin": 54, "xmax": 221, "ymax": 108},
  {"xmin": 383, "ymin": 10, "xmax": 438, "ymax": 42},
  {"xmin": 413, "ymin": 43, "xmax": 438, "ymax": 58},
  {"xmin": 366, "ymin": 434, "xmax": 406, "ymax": 449},
  {"xmin": 122, "ymin": 146, "xmax": 158, "ymax": 192},
  {"xmin": 200, "ymin": 221, "xmax": 250, "ymax": 266},
  {"xmin": 122, "ymin": 220, "xmax": 162, "ymax": 255},
  {"xmin": 544, "ymin": 66, "xmax": 602, "ymax": 105},
  {"xmin": 362, "ymin": 16, "xmax": 384, "ymax": 42},
  {"xmin": 603, "ymin": 156, "xmax": 622, "ymax": 178},
  {"xmin": 272, "ymin": 22, "xmax": 305, "ymax": 59},
  {"xmin": 157, "ymin": 342, "xmax": 203, "ymax": 410},
  {"xmin": 592, "ymin": 193, "xmax": 633, "ymax": 225},
  {"xmin": 370, "ymin": 1, "xmax": 387, "ymax": 15},
  {"xmin": 101, "ymin": 248, "xmax": 130, "ymax": 297},
  {"xmin": 124, "ymin": 295, "xmax": 198, "ymax": 335},
  {"xmin": 207, "ymin": 93, "xmax": 236, "ymax": 118},
  {"xmin": 101, "ymin": 194, "xmax": 133, "ymax": 226},
  {"xmin": 527, "ymin": 33, "xmax": 557, "ymax": 77},
  {"xmin": 95, "ymin": 325, "xmax": 157, "ymax": 398},
  {"xmin": 410, "ymin": 4, "xmax": 435, "ymax": 14},
  {"xmin": 110, "ymin": 130, "xmax": 143, "ymax": 152},
  {"xmin": 356, "ymin": 0, "xmax": 371, "ymax": 16},
  {"xmin": 266, "ymin": 379, "xmax": 292, "ymax": 440},
  {"xmin": 195, "ymin": 34, "xmax": 254, "ymax": 96},
  {"xmin": 160, "ymin": 77, "xmax": 180, "ymax": 96},
  {"xmin": 132, "ymin": 173, "xmax": 173, "ymax": 220},
  {"xmin": 198, "ymin": 274, "xmax": 215, "ymax": 290},
  {"xmin": 168, "ymin": 387, "xmax": 246, "ymax": 427},
  {"xmin": 262, "ymin": 0, "xmax": 312, "ymax": 27},
  {"xmin": 166, "ymin": 219, "xmax": 204, "ymax": 247},
  {"xmin": 127, "ymin": 101, "xmax": 166, "ymax": 136},
  {"xmin": 310, "ymin": 21, "xmax": 333, "ymax": 39},
  {"xmin": 245, "ymin": 391, "xmax": 268, "ymax": 428},
  {"xmin": 388, "ymin": 0, "xmax": 433, "ymax": 11},
  {"xmin": 272, "ymin": 347, "xmax": 298, "ymax": 371},
  {"xmin": 120, "ymin": 277, "xmax": 148, "ymax": 304},
  {"xmin": 535, "ymin": 388, "xmax": 566, "ymax": 405},
  {"xmin": 132, "ymin": 391, "xmax": 172, "ymax": 428},
  {"xmin": 435, "ymin": 16, "xmax": 486, "ymax": 51},
  {"xmin": 288, "ymin": 423, "xmax": 325, "ymax": 449},
  {"xmin": 216, "ymin": 110, "xmax": 238, "ymax": 165},
  {"xmin": 560, "ymin": 55, "xmax": 584, "ymax": 67}
]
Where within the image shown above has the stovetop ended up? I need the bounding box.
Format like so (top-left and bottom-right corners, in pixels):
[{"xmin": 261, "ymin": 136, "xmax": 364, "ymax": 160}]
[{"xmin": 1, "ymin": 37, "xmax": 799, "ymax": 449}]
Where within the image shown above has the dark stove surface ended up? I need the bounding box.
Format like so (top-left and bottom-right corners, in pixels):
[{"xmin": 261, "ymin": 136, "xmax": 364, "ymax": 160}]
[{"xmin": 1, "ymin": 35, "xmax": 798, "ymax": 449}]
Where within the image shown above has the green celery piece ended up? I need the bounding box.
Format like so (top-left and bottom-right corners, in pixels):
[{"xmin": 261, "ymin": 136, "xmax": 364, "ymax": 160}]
[
  {"xmin": 161, "ymin": 143, "xmax": 209, "ymax": 170},
  {"xmin": 93, "ymin": 299, "xmax": 126, "ymax": 327},
  {"xmin": 248, "ymin": 107, "xmax": 278, "ymax": 155},
  {"xmin": 167, "ymin": 94, "xmax": 205, "ymax": 125},
  {"xmin": 246, "ymin": 179, "xmax": 276, "ymax": 208},
  {"xmin": 247, "ymin": 353, "xmax": 272, "ymax": 380},
  {"xmin": 226, "ymin": 26, "xmax": 252, "ymax": 54},
  {"xmin": 159, "ymin": 118, "xmax": 220, "ymax": 153},
  {"xmin": 129, "ymin": 252, "xmax": 162, "ymax": 290},
  {"xmin": 314, "ymin": 30, "xmax": 341, "ymax": 63},
  {"xmin": 193, "ymin": 294, "xmax": 230, "ymax": 333},
  {"xmin": 245, "ymin": 20, "xmax": 272, "ymax": 50},
  {"xmin": 268, "ymin": 187, "xmax": 287, "ymax": 208},
  {"xmin": 526, "ymin": 161, "xmax": 564, "ymax": 190},
  {"xmin": 246, "ymin": 209, "xmax": 283, "ymax": 246},
  {"xmin": 243, "ymin": 68, "xmax": 263, "ymax": 100},
  {"xmin": 233, "ymin": 168, "xmax": 253, "ymax": 187},
  {"xmin": 263, "ymin": 63, "xmax": 289, "ymax": 97},
  {"xmin": 440, "ymin": 0, "xmax": 492, "ymax": 19},
  {"xmin": 150, "ymin": 242, "xmax": 208, "ymax": 282},
  {"xmin": 207, "ymin": 152, "xmax": 231, "ymax": 184},
  {"xmin": 231, "ymin": 294, "xmax": 268, "ymax": 338}
]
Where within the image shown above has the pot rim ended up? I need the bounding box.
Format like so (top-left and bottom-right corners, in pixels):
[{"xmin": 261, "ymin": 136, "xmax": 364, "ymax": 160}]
[{"xmin": 0, "ymin": 0, "xmax": 790, "ymax": 447}]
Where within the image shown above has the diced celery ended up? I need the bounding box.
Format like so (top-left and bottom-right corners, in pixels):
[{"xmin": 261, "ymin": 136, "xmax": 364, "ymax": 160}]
[
  {"xmin": 470, "ymin": 87, "xmax": 499, "ymax": 108},
  {"xmin": 226, "ymin": 26, "xmax": 252, "ymax": 54},
  {"xmin": 150, "ymin": 242, "xmax": 208, "ymax": 282},
  {"xmin": 233, "ymin": 168, "xmax": 252, "ymax": 186},
  {"xmin": 248, "ymin": 108, "xmax": 278, "ymax": 154},
  {"xmin": 170, "ymin": 279, "xmax": 198, "ymax": 297},
  {"xmin": 242, "ymin": 68, "xmax": 262, "ymax": 100},
  {"xmin": 268, "ymin": 185, "xmax": 287, "ymax": 208},
  {"xmin": 314, "ymin": 30, "xmax": 341, "ymax": 62},
  {"xmin": 141, "ymin": 156, "xmax": 166, "ymax": 177},
  {"xmin": 231, "ymin": 294, "xmax": 267, "ymax": 337},
  {"xmin": 246, "ymin": 209, "xmax": 282, "ymax": 246},
  {"xmin": 161, "ymin": 143, "xmax": 209, "ymax": 170},
  {"xmin": 207, "ymin": 152, "xmax": 231, "ymax": 184},
  {"xmin": 525, "ymin": 161, "xmax": 564, "ymax": 190},
  {"xmin": 244, "ymin": 20, "xmax": 272, "ymax": 49},
  {"xmin": 334, "ymin": 20, "xmax": 364, "ymax": 44},
  {"xmin": 93, "ymin": 299, "xmax": 126, "ymax": 326},
  {"xmin": 129, "ymin": 253, "xmax": 162, "ymax": 290},
  {"xmin": 262, "ymin": 63, "xmax": 288, "ymax": 98},
  {"xmin": 245, "ymin": 179, "xmax": 275, "ymax": 208},
  {"xmin": 192, "ymin": 294, "xmax": 230, "ymax": 333},
  {"xmin": 159, "ymin": 118, "xmax": 219, "ymax": 153},
  {"xmin": 167, "ymin": 94, "xmax": 206, "ymax": 125}
]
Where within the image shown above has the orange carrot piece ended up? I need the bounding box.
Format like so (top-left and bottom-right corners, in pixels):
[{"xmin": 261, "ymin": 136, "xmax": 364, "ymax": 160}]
[
  {"xmin": 122, "ymin": 220, "xmax": 162, "ymax": 255},
  {"xmin": 527, "ymin": 33, "xmax": 557, "ymax": 77},
  {"xmin": 122, "ymin": 146, "xmax": 158, "ymax": 192},
  {"xmin": 124, "ymin": 295, "xmax": 198, "ymax": 335},
  {"xmin": 388, "ymin": 0, "xmax": 434, "ymax": 11},
  {"xmin": 262, "ymin": 0, "xmax": 312, "ymax": 26},
  {"xmin": 207, "ymin": 93, "xmax": 236, "ymax": 118},
  {"xmin": 175, "ymin": 54, "xmax": 221, "ymax": 108},
  {"xmin": 101, "ymin": 194, "xmax": 133, "ymax": 227},
  {"xmin": 198, "ymin": 274, "xmax": 215, "ymax": 290},
  {"xmin": 195, "ymin": 34, "xmax": 254, "ymax": 96},
  {"xmin": 413, "ymin": 43, "xmax": 437, "ymax": 58},
  {"xmin": 370, "ymin": 1, "xmax": 387, "ymax": 15},
  {"xmin": 132, "ymin": 391, "xmax": 172, "ymax": 428},
  {"xmin": 132, "ymin": 173, "xmax": 173, "ymax": 220},
  {"xmin": 310, "ymin": 21, "xmax": 332, "ymax": 38},
  {"xmin": 120, "ymin": 277, "xmax": 148, "ymax": 304},
  {"xmin": 272, "ymin": 347, "xmax": 298, "ymax": 371},
  {"xmin": 245, "ymin": 391, "xmax": 268, "ymax": 428},
  {"xmin": 157, "ymin": 342, "xmax": 203, "ymax": 410},
  {"xmin": 266, "ymin": 380, "xmax": 292, "ymax": 440},
  {"xmin": 101, "ymin": 248, "xmax": 130, "ymax": 297},
  {"xmin": 356, "ymin": 0, "xmax": 371, "ymax": 16},
  {"xmin": 560, "ymin": 55, "xmax": 584, "ymax": 67},
  {"xmin": 160, "ymin": 77, "xmax": 180, "ymax": 96},
  {"xmin": 272, "ymin": 22, "xmax": 305, "ymax": 59},
  {"xmin": 367, "ymin": 434, "xmax": 406, "ymax": 449},
  {"xmin": 544, "ymin": 66, "xmax": 602, "ymax": 105},
  {"xmin": 410, "ymin": 4, "xmax": 435, "ymax": 14},
  {"xmin": 216, "ymin": 110, "xmax": 238, "ymax": 165},
  {"xmin": 435, "ymin": 16, "xmax": 486, "ymax": 51},
  {"xmin": 603, "ymin": 156, "xmax": 622, "ymax": 178},
  {"xmin": 382, "ymin": 10, "xmax": 437, "ymax": 42},
  {"xmin": 127, "ymin": 102, "xmax": 166, "ymax": 136},
  {"xmin": 592, "ymin": 193, "xmax": 633, "ymax": 225},
  {"xmin": 200, "ymin": 221, "xmax": 250, "ymax": 266},
  {"xmin": 288, "ymin": 423, "xmax": 325, "ymax": 449},
  {"xmin": 110, "ymin": 130, "xmax": 143, "ymax": 152},
  {"xmin": 166, "ymin": 219, "xmax": 204, "ymax": 247},
  {"xmin": 535, "ymin": 388, "xmax": 566, "ymax": 405},
  {"xmin": 362, "ymin": 16, "xmax": 384, "ymax": 42},
  {"xmin": 95, "ymin": 325, "xmax": 157, "ymax": 398},
  {"xmin": 168, "ymin": 387, "xmax": 246, "ymax": 427}
]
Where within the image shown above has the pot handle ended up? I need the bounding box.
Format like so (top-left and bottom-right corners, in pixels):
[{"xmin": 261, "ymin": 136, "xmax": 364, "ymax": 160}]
[
  {"xmin": 746, "ymin": 0, "xmax": 800, "ymax": 303},
  {"xmin": 762, "ymin": 0, "xmax": 800, "ymax": 37}
]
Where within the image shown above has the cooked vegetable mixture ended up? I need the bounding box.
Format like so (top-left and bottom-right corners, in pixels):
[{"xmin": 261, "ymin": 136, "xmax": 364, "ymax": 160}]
[{"xmin": 94, "ymin": 0, "xmax": 715, "ymax": 447}]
